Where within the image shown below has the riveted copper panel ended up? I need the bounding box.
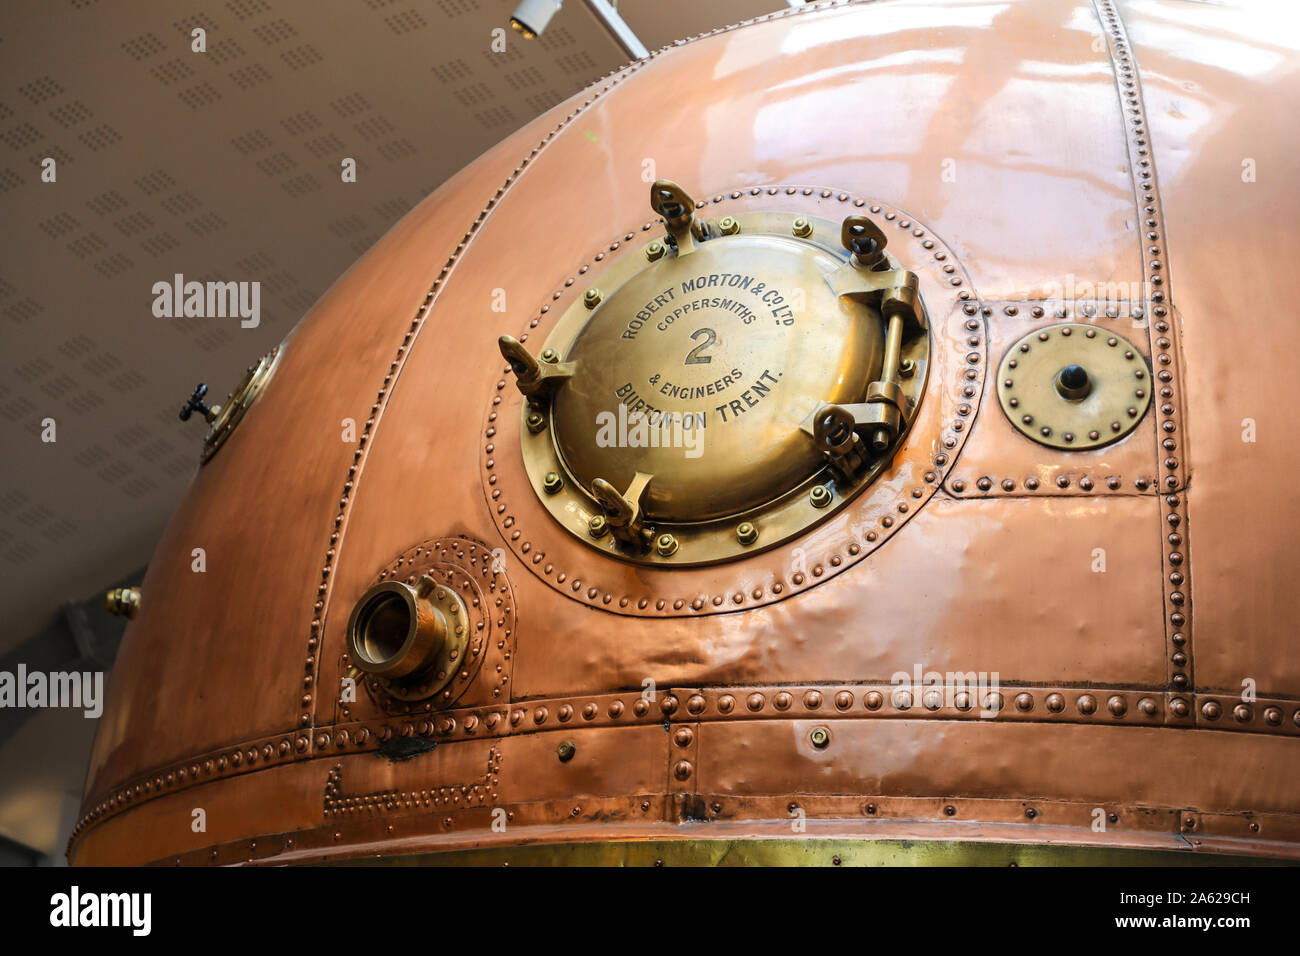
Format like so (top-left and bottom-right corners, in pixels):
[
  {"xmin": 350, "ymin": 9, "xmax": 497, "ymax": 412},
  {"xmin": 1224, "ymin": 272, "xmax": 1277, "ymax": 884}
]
[
  {"xmin": 70, "ymin": 715, "xmax": 1300, "ymax": 865},
  {"xmin": 1123, "ymin": 0, "xmax": 1300, "ymax": 698},
  {"xmin": 952, "ymin": 307, "xmax": 1161, "ymax": 498},
  {"xmin": 80, "ymin": 106, "xmax": 580, "ymax": 807},
  {"xmin": 693, "ymin": 718, "xmax": 1300, "ymax": 815}
]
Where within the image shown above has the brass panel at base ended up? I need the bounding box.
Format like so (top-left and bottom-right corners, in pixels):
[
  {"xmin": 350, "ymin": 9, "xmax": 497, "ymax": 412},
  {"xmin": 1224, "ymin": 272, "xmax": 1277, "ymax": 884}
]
[{"xmin": 342, "ymin": 838, "xmax": 1279, "ymax": 868}]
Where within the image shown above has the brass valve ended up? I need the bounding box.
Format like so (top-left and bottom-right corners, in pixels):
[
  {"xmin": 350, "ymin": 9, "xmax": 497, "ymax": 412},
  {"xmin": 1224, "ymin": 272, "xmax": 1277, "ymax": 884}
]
[
  {"xmin": 104, "ymin": 587, "xmax": 142, "ymax": 619},
  {"xmin": 178, "ymin": 383, "xmax": 220, "ymax": 425}
]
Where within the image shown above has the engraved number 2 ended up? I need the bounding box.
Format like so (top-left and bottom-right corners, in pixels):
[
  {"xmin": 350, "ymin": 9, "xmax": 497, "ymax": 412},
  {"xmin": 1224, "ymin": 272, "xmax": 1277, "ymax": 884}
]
[{"xmin": 684, "ymin": 327, "xmax": 716, "ymax": 365}]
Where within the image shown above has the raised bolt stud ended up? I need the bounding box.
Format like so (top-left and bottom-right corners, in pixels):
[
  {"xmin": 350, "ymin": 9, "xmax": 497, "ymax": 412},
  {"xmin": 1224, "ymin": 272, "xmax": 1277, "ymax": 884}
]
[
  {"xmin": 645, "ymin": 240, "xmax": 665, "ymax": 262},
  {"xmin": 588, "ymin": 514, "xmax": 608, "ymax": 538},
  {"xmin": 899, "ymin": 357, "xmax": 916, "ymax": 379},
  {"xmin": 539, "ymin": 347, "xmax": 559, "ymax": 364},
  {"xmin": 810, "ymin": 727, "xmax": 830, "ymax": 749},
  {"xmin": 583, "ymin": 288, "xmax": 602, "ymax": 309},
  {"xmin": 543, "ymin": 471, "xmax": 564, "ymax": 494},
  {"xmin": 526, "ymin": 411, "xmax": 546, "ymax": 433},
  {"xmin": 736, "ymin": 521, "xmax": 758, "ymax": 545},
  {"xmin": 1055, "ymin": 364, "xmax": 1091, "ymax": 400},
  {"xmin": 556, "ymin": 740, "xmax": 576, "ymax": 762},
  {"xmin": 718, "ymin": 216, "xmax": 739, "ymax": 235},
  {"xmin": 655, "ymin": 533, "xmax": 679, "ymax": 557},
  {"xmin": 792, "ymin": 217, "xmax": 813, "ymax": 238},
  {"xmin": 809, "ymin": 485, "xmax": 832, "ymax": 508}
]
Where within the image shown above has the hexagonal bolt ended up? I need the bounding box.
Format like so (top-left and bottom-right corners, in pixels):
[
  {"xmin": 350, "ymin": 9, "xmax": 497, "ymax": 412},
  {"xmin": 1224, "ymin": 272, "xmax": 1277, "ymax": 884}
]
[
  {"xmin": 735, "ymin": 521, "xmax": 758, "ymax": 545},
  {"xmin": 655, "ymin": 533, "xmax": 679, "ymax": 557},
  {"xmin": 645, "ymin": 240, "xmax": 666, "ymax": 262},
  {"xmin": 539, "ymin": 347, "xmax": 560, "ymax": 364},
  {"xmin": 810, "ymin": 727, "xmax": 831, "ymax": 749},
  {"xmin": 543, "ymin": 471, "xmax": 564, "ymax": 494},
  {"xmin": 809, "ymin": 485, "xmax": 832, "ymax": 508},
  {"xmin": 588, "ymin": 514, "xmax": 608, "ymax": 538},
  {"xmin": 556, "ymin": 740, "xmax": 576, "ymax": 762},
  {"xmin": 583, "ymin": 288, "xmax": 602, "ymax": 309},
  {"xmin": 718, "ymin": 216, "xmax": 739, "ymax": 236},
  {"xmin": 526, "ymin": 411, "xmax": 547, "ymax": 433},
  {"xmin": 792, "ymin": 217, "xmax": 813, "ymax": 238},
  {"xmin": 899, "ymin": 357, "xmax": 916, "ymax": 379}
]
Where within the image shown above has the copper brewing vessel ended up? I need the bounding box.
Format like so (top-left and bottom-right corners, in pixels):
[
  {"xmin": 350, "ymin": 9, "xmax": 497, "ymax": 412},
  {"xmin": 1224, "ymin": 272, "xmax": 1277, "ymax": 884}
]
[{"xmin": 72, "ymin": 0, "xmax": 1300, "ymax": 865}]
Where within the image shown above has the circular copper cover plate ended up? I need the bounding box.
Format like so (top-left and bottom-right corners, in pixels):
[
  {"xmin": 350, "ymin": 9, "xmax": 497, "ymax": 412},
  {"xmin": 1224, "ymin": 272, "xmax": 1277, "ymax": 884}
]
[{"xmin": 996, "ymin": 323, "xmax": 1153, "ymax": 449}]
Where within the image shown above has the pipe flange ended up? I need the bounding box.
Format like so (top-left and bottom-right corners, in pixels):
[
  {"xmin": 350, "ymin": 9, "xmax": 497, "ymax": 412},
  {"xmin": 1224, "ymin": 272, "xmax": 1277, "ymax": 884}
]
[{"xmin": 347, "ymin": 576, "xmax": 469, "ymax": 703}]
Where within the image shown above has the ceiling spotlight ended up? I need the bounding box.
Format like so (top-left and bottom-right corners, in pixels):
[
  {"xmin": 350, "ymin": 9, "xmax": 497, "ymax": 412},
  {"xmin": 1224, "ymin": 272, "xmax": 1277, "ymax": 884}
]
[
  {"xmin": 510, "ymin": 0, "xmax": 563, "ymax": 39},
  {"xmin": 509, "ymin": 0, "xmax": 648, "ymax": 60}
]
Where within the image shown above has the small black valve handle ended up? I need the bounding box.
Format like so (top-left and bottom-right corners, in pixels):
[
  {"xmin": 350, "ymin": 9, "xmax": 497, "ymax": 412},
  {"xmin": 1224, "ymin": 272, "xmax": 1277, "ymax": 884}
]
[{"xmin": 179, "ymin": 383, "xmax": 217, "ymax": 424}]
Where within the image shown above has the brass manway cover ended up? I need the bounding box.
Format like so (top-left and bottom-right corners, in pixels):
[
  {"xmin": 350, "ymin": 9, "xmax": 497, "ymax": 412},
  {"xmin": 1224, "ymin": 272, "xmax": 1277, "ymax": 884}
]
[
  {"xmin": 996, "ymin": 324, "xmax": 1152, "ymax": 449},
  {"xmin": 201, "ymin": 346, "xmax": 281, "ymax": 463},
  {"xmin": 501, "ymin": 181, "xmax": 930, "ymax": 566}
]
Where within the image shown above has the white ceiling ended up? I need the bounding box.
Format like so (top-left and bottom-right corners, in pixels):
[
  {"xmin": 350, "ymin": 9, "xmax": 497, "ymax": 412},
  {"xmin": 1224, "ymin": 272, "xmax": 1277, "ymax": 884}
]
[{"xmin": 0, "ymin": 0, "xmax": 783, "ymax": 658}]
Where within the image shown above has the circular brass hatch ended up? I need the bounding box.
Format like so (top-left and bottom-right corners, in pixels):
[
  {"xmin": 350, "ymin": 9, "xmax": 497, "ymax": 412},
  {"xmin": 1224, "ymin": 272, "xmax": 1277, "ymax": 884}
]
[
  {"xmin": 553, "ymin": 235, "xmax": 881, "ymax": 522},
  {"xmin": 499, "ymin": 180, "xmax": 930, "ymax": 566}
]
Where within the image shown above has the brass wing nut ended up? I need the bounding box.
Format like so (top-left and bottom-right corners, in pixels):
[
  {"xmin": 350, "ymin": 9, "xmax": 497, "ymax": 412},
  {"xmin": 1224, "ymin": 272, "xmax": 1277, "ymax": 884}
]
[{"xmin": 499, "ymin": 335, "xmax": 574, "ymax": 400}]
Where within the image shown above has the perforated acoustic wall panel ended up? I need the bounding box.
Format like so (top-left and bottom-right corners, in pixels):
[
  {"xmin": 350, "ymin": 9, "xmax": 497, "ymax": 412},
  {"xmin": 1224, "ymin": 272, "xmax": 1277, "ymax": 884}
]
[{"xmin": 0, "ymin": 0, "xmax": 776, "ymax": 658}]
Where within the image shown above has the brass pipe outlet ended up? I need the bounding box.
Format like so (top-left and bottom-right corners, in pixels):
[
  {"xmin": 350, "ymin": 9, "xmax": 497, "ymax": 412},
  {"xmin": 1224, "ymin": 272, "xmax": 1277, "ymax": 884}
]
[{"xmin": 346, "ymin": 579, "xmax": 451, "ymax": 682}]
